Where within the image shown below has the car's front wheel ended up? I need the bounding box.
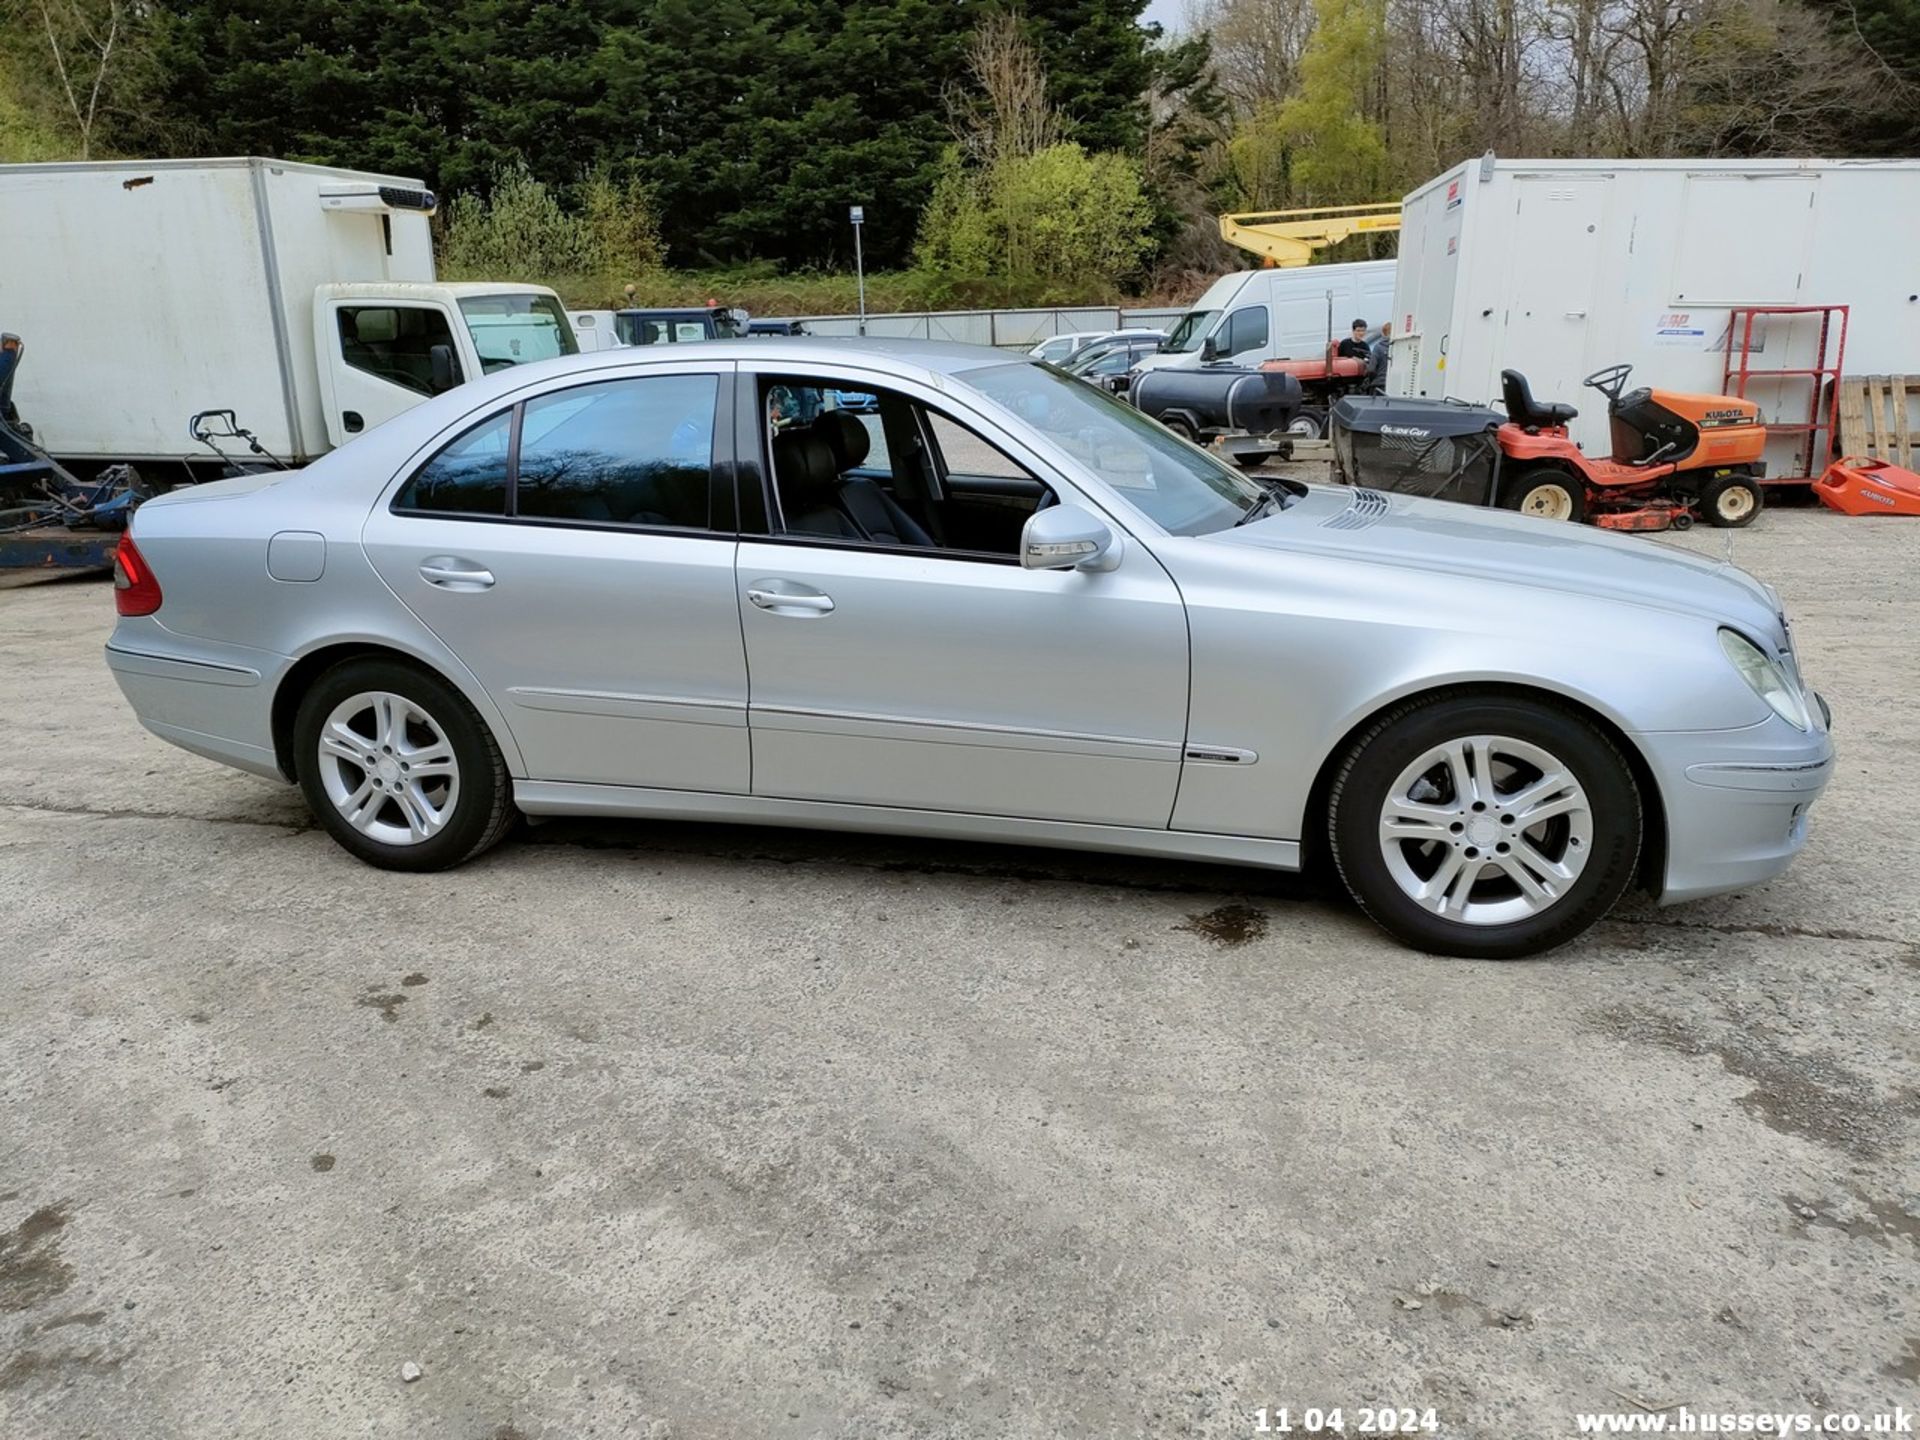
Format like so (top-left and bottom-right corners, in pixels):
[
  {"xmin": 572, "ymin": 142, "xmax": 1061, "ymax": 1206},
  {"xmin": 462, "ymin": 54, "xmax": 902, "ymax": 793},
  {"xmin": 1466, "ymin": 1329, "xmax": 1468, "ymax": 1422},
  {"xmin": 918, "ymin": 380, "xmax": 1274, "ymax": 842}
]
[
  {"xmin": 293, "ymin": 658, "xmax": 514, "ymax": 871},
  {"xmin": 1327, "ymin": 693, "xmax": 1641, "ymax": 958}
]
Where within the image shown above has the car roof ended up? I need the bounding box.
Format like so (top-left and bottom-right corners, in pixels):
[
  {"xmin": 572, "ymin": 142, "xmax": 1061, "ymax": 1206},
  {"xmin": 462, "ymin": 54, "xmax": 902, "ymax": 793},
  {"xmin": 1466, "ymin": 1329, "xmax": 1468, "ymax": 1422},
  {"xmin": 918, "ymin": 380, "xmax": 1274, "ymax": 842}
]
[{"xmin": 617, "ymin": 335, "xmax": 1025, "ymax": 375}]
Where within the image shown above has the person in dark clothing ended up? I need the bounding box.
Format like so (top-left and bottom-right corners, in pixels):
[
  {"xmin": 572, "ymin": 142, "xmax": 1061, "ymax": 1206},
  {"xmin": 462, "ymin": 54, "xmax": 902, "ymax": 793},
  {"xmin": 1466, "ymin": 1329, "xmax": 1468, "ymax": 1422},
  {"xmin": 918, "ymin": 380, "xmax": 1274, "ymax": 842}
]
[
  {"xmin": 1367, "ymin": 321, "xmax": 1391, "ymax": 393},
  {"xmin": 1336, "ymin": 318, "xmax": 1372, "ymax": 362}
]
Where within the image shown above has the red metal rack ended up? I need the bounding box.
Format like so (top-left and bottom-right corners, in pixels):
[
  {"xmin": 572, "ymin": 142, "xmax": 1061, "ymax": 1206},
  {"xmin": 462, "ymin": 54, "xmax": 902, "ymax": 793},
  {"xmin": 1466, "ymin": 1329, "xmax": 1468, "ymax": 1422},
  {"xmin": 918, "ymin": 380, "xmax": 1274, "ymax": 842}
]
[{"xmin": 1721, "ymin": 305, "xmax": 1848, "ymax": 485}]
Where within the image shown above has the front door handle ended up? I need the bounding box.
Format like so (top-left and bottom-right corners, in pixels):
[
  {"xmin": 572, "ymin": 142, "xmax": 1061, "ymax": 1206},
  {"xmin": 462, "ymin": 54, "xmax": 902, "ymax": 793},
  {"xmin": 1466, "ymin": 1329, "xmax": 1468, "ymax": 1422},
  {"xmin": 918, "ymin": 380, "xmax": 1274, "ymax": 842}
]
[
  {"xmin": 419, "ymin": 558, "xmax": 495, "ymax": 590},
  {"xmin": 747, "ymin": 583, "xmax": 834, "ymax": 615}
]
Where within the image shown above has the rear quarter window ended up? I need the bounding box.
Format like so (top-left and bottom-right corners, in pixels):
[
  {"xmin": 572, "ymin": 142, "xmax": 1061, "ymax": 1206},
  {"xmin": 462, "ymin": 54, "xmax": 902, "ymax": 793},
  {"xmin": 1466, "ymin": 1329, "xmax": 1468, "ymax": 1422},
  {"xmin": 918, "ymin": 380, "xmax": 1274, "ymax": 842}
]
[{"xmin": 392, "ymin": 409, "xmax": 511, "ymax": 515}]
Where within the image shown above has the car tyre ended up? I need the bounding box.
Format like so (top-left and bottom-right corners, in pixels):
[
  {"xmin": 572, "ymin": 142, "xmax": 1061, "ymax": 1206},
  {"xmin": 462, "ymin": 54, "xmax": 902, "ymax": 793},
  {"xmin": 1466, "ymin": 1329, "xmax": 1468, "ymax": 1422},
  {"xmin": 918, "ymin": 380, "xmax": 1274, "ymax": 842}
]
[
  {"xmin": 1327, "ymin": 692, "xmax": 1642, "ymax": 958},
  {"xmin": 1500, "ymin": 468, "xmax": 1586, "ymax": 523},
  {"xmin": 293, "ymin": 657, "xmax": 515, "ymax": 872},
  {"xmin": 1699, "ymin": 473, "xmax": 1763, "ymax": 528}
]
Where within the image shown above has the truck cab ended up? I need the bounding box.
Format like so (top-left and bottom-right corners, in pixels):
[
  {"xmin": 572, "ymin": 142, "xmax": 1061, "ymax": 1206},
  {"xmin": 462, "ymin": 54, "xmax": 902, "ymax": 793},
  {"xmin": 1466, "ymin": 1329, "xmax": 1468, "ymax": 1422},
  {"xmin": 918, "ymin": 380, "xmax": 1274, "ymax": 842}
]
[
  {"xmin": 613, "ymin": 306, "xmax": 745, "ymax": 346},
  {"xmin": 315, "ymin": 283, "xmax": 576, "ymax": 447}
]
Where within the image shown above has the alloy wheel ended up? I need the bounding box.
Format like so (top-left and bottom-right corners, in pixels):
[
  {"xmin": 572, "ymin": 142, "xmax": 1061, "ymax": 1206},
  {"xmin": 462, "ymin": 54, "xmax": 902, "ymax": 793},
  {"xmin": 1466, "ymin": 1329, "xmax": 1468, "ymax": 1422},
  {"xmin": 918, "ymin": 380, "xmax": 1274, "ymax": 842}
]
[
  {"xmin": 315, "ymin": 690, "xmax": 461, "ymax": 847},
  {"xmin": 1376, "ymin": 734, "xmax": 1593, "ymax": 926}
]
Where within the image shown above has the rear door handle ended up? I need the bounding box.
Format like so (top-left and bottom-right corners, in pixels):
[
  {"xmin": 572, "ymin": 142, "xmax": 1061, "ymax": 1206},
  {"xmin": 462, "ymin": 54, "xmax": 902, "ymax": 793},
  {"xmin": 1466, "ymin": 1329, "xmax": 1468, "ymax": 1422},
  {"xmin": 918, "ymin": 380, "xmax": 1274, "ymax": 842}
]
[
  {"xmin": 419, "ymin": 558, "xmax": 494, "ymax": 590},
  {"xmin": 747, "ymin": 584, "xmax": 834, "ymax": 614}
]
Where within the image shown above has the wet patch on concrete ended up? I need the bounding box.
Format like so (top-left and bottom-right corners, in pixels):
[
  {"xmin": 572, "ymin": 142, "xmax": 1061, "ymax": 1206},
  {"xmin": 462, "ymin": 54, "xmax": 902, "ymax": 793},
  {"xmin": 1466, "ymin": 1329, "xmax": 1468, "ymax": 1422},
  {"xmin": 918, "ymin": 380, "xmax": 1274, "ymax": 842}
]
[
  {"xmin": 310, "ymin": 1154, "xmax": 336, "ymax": 1174},
  {"xmin": 482, "ymin": 1087, "xmax": 510, "ymax": 1100},
  {"xmin": 519, "ymin": 1060, "xmax": 545, "ymax": 1073},
  {"xmin": 0, "ymin": 1202, "xmax": 75, "ymax": 1313},
  {"xmin": 37, "ymin": 1308, "xmax": 106, "ymax": 1332},
  {"xmin": 357, "ymin": 993, "xmax": 408, "ymax": 1022},
  {"xmin": 1587, "ymin": 1005, "xmax": 1891, "ymax": 1158},
  {"xmin": 1783, "ymin": 1189, "xmax": 1920, "ymax": 1250},
  {"xmin": 1177, "ymin": 903, "xmax": 1270, "ymax": 947},
  {"xmin": 0, "ymin": 1345, "xmax": 128, "ymax": 1393},
  {"xmin": 401, "ymin": 972, "xmax": 429, "ymax": 987}
]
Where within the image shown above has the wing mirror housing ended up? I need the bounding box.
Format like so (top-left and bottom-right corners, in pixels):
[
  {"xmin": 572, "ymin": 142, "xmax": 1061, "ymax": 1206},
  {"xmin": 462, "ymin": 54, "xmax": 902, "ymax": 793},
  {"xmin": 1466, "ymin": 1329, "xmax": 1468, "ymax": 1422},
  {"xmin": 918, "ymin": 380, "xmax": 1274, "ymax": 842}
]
[
  {"xmin": 1021, "ymin": 503, "xmax": 1121, "ymax": 573},
  {"xmin": 1199, "ymin": 335, "xmax": 1219, "ymax": 364},
  {"xmin": 428, "ymin": 343, "xmax": 458, "ymax": 394}
]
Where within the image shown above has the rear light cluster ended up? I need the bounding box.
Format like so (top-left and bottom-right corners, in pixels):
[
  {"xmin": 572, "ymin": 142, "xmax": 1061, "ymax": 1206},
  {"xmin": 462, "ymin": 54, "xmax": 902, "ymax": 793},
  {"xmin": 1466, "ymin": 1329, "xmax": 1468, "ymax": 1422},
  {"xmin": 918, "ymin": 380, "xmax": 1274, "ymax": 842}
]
[{"xmin": 113, "ymin": 534, "xmax": 163, "ymax": 616}]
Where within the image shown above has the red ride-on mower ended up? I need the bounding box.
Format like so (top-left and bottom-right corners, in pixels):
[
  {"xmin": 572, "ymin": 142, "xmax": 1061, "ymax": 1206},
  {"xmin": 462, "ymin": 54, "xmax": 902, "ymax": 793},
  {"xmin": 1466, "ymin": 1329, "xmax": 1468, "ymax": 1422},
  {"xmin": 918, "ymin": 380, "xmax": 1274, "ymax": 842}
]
[{"xmin": 1497, "ymin": 365, "xmax": 1768, "ymax": 531}]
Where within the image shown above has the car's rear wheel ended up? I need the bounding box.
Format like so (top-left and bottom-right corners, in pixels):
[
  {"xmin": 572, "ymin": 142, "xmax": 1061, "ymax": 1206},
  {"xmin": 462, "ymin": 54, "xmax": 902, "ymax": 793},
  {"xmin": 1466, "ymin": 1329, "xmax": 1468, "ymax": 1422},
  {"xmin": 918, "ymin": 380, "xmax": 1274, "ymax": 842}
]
[
  {"xmin": 293, "ymin": 658, "xmax": 514, "ymax": 871},
  {"xmin": 1500, "ymin": 467, "xmax": 1586, "ymax": 523},
  {"xmin": 1327, "ymin": 694, "xmax": 1641, "ymax": 958}
]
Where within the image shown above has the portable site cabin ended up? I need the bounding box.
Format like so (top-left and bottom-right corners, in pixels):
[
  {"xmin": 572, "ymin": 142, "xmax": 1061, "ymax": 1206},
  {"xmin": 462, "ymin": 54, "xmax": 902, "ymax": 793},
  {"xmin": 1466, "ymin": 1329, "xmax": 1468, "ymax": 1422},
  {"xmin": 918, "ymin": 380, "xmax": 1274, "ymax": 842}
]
[{"xmin": 1390, "ymin": 156, "xmax": 1920, "ymax": 479}]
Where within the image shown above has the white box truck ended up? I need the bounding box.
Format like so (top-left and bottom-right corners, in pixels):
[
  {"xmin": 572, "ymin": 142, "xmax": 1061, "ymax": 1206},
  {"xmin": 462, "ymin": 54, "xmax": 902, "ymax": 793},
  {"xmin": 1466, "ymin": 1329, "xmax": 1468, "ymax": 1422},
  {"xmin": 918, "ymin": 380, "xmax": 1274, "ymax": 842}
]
[
  {"xmin": 0, "ymin": 157, "xmax": 578, "ymax": 479},
  {"xmin": 1391, "ymin": 156, "xmax": 1920, "ymax": 475},
  {"xmin": 1133, "ymin": 259, "xmax": 1397, "ymax": 374}
]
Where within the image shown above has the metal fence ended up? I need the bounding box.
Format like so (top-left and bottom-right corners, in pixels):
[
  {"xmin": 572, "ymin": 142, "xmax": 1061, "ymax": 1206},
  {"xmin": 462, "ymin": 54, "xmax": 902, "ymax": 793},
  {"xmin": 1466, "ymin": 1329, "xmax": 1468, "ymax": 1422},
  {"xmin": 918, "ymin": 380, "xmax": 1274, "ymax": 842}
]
[{"xmin": 785, "ymin": 305, "xmax": 1186, "ymax": 349}]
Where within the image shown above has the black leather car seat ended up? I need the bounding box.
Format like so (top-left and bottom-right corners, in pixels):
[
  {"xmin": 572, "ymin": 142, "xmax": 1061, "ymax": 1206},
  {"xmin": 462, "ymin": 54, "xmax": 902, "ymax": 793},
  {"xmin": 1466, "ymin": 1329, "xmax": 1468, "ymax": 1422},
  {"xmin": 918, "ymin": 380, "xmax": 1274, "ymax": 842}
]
[
  {"xmin": 815, "ymin": 409, "xmax": 948, "ymax": 545},
  {"xmin": 772, "ymin": 425, "xmax": 932, "ymax": 546},
  {"xmin": 1500, "ymin": 369, "xmax": 1578, "ymax": 429}
]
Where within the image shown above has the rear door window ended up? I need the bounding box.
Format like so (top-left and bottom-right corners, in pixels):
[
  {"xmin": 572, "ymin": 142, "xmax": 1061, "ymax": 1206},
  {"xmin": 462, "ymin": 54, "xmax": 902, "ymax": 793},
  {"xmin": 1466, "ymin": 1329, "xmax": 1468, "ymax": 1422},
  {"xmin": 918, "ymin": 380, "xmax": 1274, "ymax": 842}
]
[{"xmin": 515, "ymin": 375, "xmax": 718, "ymax": 528}]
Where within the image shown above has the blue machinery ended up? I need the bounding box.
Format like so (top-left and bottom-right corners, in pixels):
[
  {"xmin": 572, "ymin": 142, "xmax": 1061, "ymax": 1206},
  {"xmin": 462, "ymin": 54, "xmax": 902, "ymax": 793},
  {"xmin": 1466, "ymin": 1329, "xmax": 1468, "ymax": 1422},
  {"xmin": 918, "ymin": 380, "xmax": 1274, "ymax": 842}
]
[{"xmin": 0, "ymin": 333, "xmax": 147, "ymax": 571}]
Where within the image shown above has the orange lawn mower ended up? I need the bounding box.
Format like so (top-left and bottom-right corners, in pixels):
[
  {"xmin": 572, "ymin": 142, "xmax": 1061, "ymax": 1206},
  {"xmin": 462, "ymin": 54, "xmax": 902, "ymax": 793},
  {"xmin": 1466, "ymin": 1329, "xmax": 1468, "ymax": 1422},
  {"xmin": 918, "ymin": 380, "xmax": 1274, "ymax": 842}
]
[{"xmin": 1495, "ymin": 365, "xmax": 1769, "ymax": 531}]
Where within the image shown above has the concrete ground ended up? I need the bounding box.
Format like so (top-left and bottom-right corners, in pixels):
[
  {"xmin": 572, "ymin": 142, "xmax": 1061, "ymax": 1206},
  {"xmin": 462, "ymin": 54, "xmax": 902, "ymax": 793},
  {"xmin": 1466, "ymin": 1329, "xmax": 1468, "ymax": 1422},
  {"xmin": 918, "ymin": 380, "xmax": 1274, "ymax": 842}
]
[{"xmin": 1, "ymin": 504, "xmax": 1915, "ymax": 1440}]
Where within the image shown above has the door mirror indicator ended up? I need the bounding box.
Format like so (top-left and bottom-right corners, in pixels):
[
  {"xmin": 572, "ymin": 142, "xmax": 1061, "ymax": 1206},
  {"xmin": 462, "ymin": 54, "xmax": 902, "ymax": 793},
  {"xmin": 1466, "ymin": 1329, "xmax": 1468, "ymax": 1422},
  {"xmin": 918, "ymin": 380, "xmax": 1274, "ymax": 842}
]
[{"xmin": 1021, "ymin": 503, "xmax": 1120, "ymax": 573}]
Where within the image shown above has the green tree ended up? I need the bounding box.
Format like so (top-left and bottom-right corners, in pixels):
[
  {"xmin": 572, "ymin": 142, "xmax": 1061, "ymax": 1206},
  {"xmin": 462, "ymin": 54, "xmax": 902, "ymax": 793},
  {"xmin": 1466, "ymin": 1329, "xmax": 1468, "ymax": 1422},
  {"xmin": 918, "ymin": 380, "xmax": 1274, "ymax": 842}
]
[{"xmin": 1227, "ymin": 0, "xmax": 1387, "ymax": 207}]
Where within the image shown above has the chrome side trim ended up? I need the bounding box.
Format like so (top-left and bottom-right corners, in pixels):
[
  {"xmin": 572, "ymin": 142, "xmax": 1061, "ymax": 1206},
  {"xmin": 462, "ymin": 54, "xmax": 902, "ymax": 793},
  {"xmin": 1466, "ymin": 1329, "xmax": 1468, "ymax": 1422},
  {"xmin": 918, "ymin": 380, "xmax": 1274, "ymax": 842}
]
[
  {"xmin": 514, "ymin": 780, "xmax": 1301, "ymax": 871},
  {"xmin": 506, "ymin": 686, "xmax": 747, "ymax": 728},
  {"xmin": 1684, "ymin": 757, "xmax": 1833, "ymax": 792},
  {"xmin": 1184, "ymin": 744, "xmax": 1258, "ymax": 765},
  {"xmin": 750, "ymin": 703, "xmax": 1180, "ymax": 761}
]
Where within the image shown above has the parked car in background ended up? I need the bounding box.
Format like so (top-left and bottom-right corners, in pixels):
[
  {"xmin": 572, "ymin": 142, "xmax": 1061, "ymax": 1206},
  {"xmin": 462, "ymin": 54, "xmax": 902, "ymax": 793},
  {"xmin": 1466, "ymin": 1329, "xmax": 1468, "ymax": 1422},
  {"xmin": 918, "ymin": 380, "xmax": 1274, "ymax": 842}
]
[
  {"xmin": 105, "ymin": 337, "xmax": 1832, "ymax": 960},
  {"xmin": 747, "ymin": 318, "xmax": 810, "ymax": 336},
  {"xmin": 1028, "ymin": 331, "xmax": 1110, "ymax": 364},
  {"xmin": 1062, "ymin": 334, "xmax": 1166, "ymax": 394},
  {"xmin": 1028, "ymin": 328, "xmax": 1163, "ymax": 366},
  {"xmin": 613, "ymin": 306, "xmax": 746, "ymax": 346}
]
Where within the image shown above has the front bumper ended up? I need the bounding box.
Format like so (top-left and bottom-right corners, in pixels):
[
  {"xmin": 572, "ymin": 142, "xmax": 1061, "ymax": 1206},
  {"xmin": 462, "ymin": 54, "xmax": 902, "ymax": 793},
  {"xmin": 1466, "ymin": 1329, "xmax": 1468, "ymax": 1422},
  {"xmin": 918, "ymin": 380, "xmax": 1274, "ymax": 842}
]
[{"xmin": 1638, "ymin": 698, "xmax": 1834, "ymax": 904}]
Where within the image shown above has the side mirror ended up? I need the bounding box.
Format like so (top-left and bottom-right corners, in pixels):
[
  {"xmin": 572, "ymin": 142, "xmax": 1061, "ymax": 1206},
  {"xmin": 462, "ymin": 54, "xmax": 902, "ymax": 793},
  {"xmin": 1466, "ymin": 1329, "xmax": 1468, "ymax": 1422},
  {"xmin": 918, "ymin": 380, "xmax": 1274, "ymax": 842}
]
[
  {"xmin": 1199, "ymin": 335, "xmax": 1219, "ymax": 364},
  {"xmin": 1020, "ymin": 503, "xmax": 1121, "ymax": 573},
  {"xmin": 428, "ymin": 343, "xmax": 457, "ymax": 394}
]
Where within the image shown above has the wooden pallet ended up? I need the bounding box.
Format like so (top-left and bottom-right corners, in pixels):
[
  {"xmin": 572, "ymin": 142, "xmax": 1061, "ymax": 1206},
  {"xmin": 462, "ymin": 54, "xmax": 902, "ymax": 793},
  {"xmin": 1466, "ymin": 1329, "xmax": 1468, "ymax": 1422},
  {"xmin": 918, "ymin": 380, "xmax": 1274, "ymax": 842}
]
[{"xmin": 1837, "ymin": 375, "xmax": 1919, "ymax": 467}]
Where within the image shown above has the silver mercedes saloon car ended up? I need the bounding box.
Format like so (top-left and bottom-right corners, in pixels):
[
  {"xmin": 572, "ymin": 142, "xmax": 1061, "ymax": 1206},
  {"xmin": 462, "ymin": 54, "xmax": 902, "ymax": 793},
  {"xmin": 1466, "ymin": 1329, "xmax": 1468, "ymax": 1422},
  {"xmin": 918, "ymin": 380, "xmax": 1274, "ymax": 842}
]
[{"xmin": 106, "ymin": 338, "xmax": 1832, "ymax": 958}]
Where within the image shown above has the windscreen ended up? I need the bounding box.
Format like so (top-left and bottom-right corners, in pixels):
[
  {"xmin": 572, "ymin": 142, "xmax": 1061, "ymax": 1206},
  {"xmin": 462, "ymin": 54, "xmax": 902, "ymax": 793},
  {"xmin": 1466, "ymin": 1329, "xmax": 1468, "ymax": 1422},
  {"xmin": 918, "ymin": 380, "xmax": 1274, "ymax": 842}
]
[
  {"xmin": 966, "ymin": 362, "xmax": 1264, "ymax": 537},
  {"xmin": 458, "ymin": 293, "xmax": 578, "ymax": 373},
  {"xmin": 1164, "ymin": 310, "xmax": 1219, "ymax": 353}
]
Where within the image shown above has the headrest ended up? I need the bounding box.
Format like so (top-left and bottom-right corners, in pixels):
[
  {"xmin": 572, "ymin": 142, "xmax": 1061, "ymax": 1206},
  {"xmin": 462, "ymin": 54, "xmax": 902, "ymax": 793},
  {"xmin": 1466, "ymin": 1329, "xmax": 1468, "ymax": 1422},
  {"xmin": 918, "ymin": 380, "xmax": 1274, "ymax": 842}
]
[
  {"xmin": 772, "ymin": 430, "xmax": 840, "ymax": 504},
  {"xmin": 815, "ymin": 409, "xmax": 871, "ymax": 471},
  {"xmin": 353, "ymin": 309, "xmax": 398, "ymax": 343}
]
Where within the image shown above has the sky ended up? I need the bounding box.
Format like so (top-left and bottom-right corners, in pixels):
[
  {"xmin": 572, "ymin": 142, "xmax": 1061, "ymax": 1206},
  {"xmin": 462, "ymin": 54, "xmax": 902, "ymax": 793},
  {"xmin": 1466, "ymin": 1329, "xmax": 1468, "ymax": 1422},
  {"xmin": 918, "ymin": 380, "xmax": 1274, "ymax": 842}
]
[{"xmin": 1143, "ymin": 0, "xmax": 1193, "ymax": 36}]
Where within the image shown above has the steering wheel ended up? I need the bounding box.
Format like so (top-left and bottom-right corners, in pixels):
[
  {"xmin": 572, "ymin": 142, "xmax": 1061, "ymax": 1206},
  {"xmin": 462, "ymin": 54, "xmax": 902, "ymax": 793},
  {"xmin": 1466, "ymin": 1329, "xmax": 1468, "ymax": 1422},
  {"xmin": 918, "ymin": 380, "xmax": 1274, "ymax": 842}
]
[{"xmin": 1582, "ymin": 363, "xmax": 1634, "ymax": 402}]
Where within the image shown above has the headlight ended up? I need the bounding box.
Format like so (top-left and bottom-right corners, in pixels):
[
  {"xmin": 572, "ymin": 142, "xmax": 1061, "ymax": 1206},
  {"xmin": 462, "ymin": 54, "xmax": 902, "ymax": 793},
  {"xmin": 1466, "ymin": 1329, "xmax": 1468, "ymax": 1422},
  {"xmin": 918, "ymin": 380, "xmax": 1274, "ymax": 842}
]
[{"xmin": 1718, "ymin": 629, "xmax": 1810, "ymax": 730}]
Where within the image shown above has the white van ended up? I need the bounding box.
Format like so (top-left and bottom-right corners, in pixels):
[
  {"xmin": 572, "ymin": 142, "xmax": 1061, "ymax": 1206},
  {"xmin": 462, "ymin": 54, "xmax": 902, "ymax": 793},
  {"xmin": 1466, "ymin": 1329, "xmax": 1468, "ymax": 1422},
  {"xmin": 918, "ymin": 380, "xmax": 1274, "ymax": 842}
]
[{"xmin": 1134, "ymin": 260, "xmax": 1397, "ymax": 375}]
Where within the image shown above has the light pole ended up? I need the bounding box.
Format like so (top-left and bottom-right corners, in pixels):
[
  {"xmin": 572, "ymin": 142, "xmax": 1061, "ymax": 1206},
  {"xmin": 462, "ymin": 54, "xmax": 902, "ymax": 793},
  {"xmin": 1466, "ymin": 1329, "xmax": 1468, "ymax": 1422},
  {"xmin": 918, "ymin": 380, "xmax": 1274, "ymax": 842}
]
[{"xmin": 849, "ymin": 205, "xmax": 867, "ymax": 337}]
